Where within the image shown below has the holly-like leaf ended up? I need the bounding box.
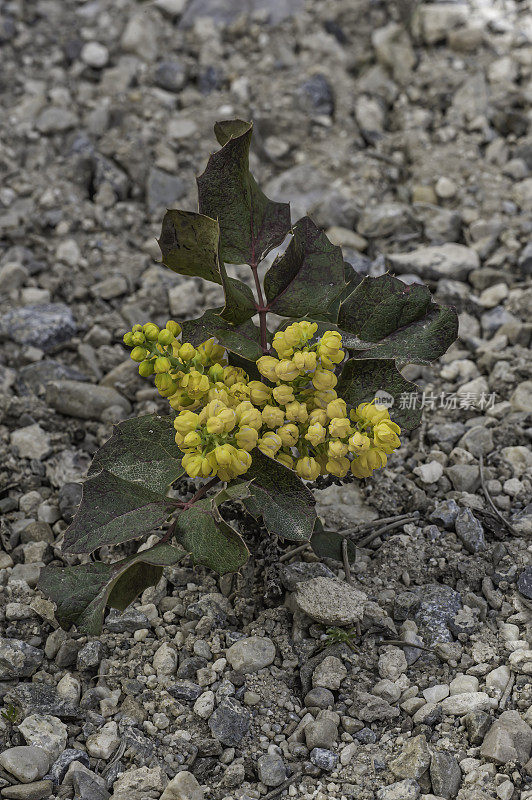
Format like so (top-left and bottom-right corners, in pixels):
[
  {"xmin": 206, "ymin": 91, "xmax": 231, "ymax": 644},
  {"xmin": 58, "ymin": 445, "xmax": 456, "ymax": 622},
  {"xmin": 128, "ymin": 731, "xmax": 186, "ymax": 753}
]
[
  {"xmin": 338, "ymin": 275, "xmax": 458, "ymax": 364},
  {"xmin": 264, "ymin": 217, "xmax": 347, "ymax": 317},
  {"xmin": 173, "ymin": 497, "xmax": 249, "ymax": 573},
  {"xmin": 63, "ymin": 470, "xmax": 178, "ymax": 554},
  {"xmin": 218, "ymin": 263, "xmax": 257, "ymax": 325},
  {"xmin": 88, "ymin": 414, "xmax": 184, "ymax": 494},
  {"xmin": 310, "ymin": 519, "xmax": 357, "ymax": 564},
  {"xmin": 39, "ymin": 543, "xmax": 184, "ymax": 634},
  {"xmin": 158, "ymin": 210, "xmax": 222, "ymax": 284},
  {"xmin": 244, "ymin": 450, "xmax": 317, "ymax": 542},
  {"xmin": 182, "ymin": 310, "xmax": 266, "ymax": 361},
  {"xmin": 197, "ymin": 119, "xmax": 291, "ymax": 265},
  {"xmin": 337, "ymin": 358, "xmax": 422, "ymax": 430}
]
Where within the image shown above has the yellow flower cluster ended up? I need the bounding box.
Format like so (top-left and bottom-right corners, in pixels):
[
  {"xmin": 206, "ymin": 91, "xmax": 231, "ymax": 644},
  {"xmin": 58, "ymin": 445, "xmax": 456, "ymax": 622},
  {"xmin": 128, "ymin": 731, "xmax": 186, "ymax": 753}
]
[{"xmin": 123, "ymin": 320, "xmax": 401, "ymax": 482}]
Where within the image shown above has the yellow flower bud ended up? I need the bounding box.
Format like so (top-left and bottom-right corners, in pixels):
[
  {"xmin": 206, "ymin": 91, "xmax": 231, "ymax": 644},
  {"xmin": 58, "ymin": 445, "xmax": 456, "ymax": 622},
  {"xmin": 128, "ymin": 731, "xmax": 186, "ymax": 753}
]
[
  {"xmin": 132, "ymin": 324, "xmax": 143, "ymax": 332},
  {"xmin": 173, "ymin": 410, "xmax": 200, "ymax": 435},
  {"xmin": 312, "ymin": 368, "xmax": 337, "ymax": 391},
  {"xmin": 183, "ymin": 452, "xmax": 213, "ymax": 479},
  {"xmin": 154, "ymin": 356, "xmax": 172, "ymax": 373},
  {"xmin": 296, "ymin": 456, "xmax": 321, "ymax": 481},
  {"xmin": 179, "ymin": 343, "xmax": 196, "ymax": 362},
  {"xmin": 308, "ymin": 408, "xmax": 328, "ymax": 426},
  {"xmin": 200, "ymin": 399, "xmax": 227, "ymax": 422},
  {"xmin": 272, "ymin": 385, "xmax": 295, "ymax": 405},
  {"xmin": 155, "ymin": 373, "xmax": 178, "ymax": 397},
  {"xmin": 183, "ymin": 431, "xmax": 201, "ymax": 449},
  {"xmin": 158, "ymin": 329, "xmax": 175, "ymax": 346},
  {"xmin": 275, "ymin": 359, "xmax": 299, "ymax": 382},
  {"xmin": 197, "ymin": 338, "xmax": 225, "ymax": 365},
  {"xmin": 277, "ymin": 423, "xmax": 299, "ymax": 447},
  {"xmin": 168, "ymin": 391, "xmax": 196, "ymax": 411},
  {"xmin": 131, "ymin": 346, "xmax": 148, "ymax": 362},
  {"xmin": 262, "ymin": 405, "xmax": 285, "ymax": 429},
  {"xmin": 305, "ymin": 423, "xmax": 326, "ymax": 446},
  {"xmin": 207, "ymin": 384, "xmax": 230, "ymax": 405},
  {"xmin": 123, "ymin": 332, "xmax": 134, "ymax": 346},
  {"xmin": 235, "ymin": 401, "xmax": 262, "ymax": 430},
  {"xmin": 276, "ymin": 451, "xmax": 294, "ymax": 469},
  {"xmin": 248, "ymin": 381, "xmax": 271, "ymax": 406},
  {"xmin": 298, "ymin": 321, "xmax": 318, "ymax": 342},
  {"xmin": 233, "ymin": 448, "xmax": 252, "ymax": 475},
  {"xmin": 228, "ymin": 382, "xmax": 251, "ymax": 403},
  {"xmin": 222, "ymin": 366, "xmax": 247, "ymax": 388},
  {"xmin": 329, "ymin": 418, "xmax": 352, "ymax": 438},
  {"xmin": 328, "ymin": 439, "xmax": 348, "ymax": 458},
  {"xmin": 165, "ymin": 320, "xmax": 181, "ymax": 337},
  {"xmin": 208, "ymin": 363, "xmax": 225, "ymax": 383},
  {"xmin": 258, "ymin": 432, "xmax": 282, "ymax": 456},
  {"xmin": 312, "ymin": 389, "xmax": 338, "ymax": 410},
  {"xmin": 373, "ymin": 420, "xmax": 401, "ymax": 453},
  {"xmin": 143, "ymin": 323, "xmax": 160, "ymax": 341},
  {"xmin": 181, "ymin": 370, "xmax": 210, "ymax": 398},
  {"xmin": 235, "ymin": 425, "xmax": 259, "ymax": 451},
  {"xmin": 257, "ymin": 356, "xmax": 280, "ymax": 382},
  {"xmin": 326, "ymin": 398, "xmax": 347, "ymax": 419},
  {"xmin": 293, "ymin": 350, "xmax": 317, "ymax": 373},
  {"xmin": 272, "ymin": 331, "xmax": 293, "ymax": 358},
  {"xmin": 348, "ymin": 431, "xmax": 371, "ymax": 453},
  {"xmin": 326, "ymin": 456, "xmax": 350, "ymax": 478},
  {"xmin": 218, "ymin": 408, "xmax": 237, "ymax": 433},
  {"xmin": 285, "ymin": 401, "xmax": 308, "ymax": 424},
  {"xmin": 318, "ymin": 330, "xmax": 342, "ymax": 356},
  {"xmin": 353, "ymin": 401, "xmax": 390, "ymax": 425},
  {"xmin": 138, "ymin": 359, "xmax": 155, "ymax": 377},
  {"xmin": 131, "ymin": 331, "xmax": 145, "ymax": 345}
]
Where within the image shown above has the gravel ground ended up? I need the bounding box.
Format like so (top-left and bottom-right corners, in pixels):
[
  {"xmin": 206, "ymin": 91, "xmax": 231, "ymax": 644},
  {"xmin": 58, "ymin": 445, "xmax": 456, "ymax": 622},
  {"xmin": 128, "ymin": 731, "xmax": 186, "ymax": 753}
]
[{"xmin": 1, "ymin": 0, "xmax": 532, "ymax": 798}]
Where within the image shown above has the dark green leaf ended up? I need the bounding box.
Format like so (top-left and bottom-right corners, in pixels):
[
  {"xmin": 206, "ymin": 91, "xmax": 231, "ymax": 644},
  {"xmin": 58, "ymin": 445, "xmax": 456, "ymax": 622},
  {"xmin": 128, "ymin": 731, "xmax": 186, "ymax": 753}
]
[
  {"xmin": 197, "ymin": 119, "xmax": 291, "ymax": 265},
  {"xmin": 338, "ymin": 275, "xmax": 458, "ymax": 364},
  {"xmin": 63, "ymin": 470, "xmax": 178, "ymax": 554},
  {"xmin": 324, "ymin": 261, "xmax": 365, "ymax": 321},
  {"xmin": 39, "ymin": 544, "xmax": 184, "ymax": 634},
  {"xmin": 337, "ymin": 358, "xmax": 422, "ymax": 430},
  {"xmin": 227, "ymin": 351, "xmax": 262, "ymax": 381},
  {"xmin": 310, "ymin": 521, "xmax": 357, "ymax": 565},
  {"xmin": 264, "ymin": 217, "xmax": 346, "ymax": 317},
  {"xmin": 88, "ymin": 414, "xmax": 184, "ymax": 494},
  {"xmin": 218, "ymin": 264, "xmax": 257, "ymax": 325},
  {"xmin": 245, "ymin": 450, "xmax": 317, "ymax": 542},
  {"xmin": 158, "ymin": 210, "xmax": 222, "ymax": 284},
  {"xmin": 173, "ymin": 498, "xmax": 249, "ymax": 573},
  {"xmin": 182, "ymin": 310, "xmax": 266, "ymax": 361}
]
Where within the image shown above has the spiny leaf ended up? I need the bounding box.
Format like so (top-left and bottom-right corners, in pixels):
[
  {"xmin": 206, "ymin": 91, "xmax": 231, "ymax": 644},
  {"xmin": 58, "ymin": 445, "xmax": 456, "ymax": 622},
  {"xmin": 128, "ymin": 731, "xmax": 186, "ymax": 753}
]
[
  {"xmin": 197, "ymin": 119, "xmax": 291, "ymax": 265},
  {"xmin": 63, "ymin": 470, "xmax": 178, "ymax": 554},
  {"xmin": 338, "ymin": 275, "xmax": 459, "ymax": 364},
  {"xmin": 39, "ymin": 543, "xmax": 184, "ymax": 634},
  {"xmin": 158, "ymin": 210, "xmax": 222, "ymax": 283},
  {"xmin": 244, "ymin": 450, "xmax": 317, "ymax": 542},
  {"xmin": 264, "ymin": 216, "xmax": 347, "ymax": 317},
  {"xmin": 182, "ymin": 310, "xmax": 266, "ymax": 361},
  {"xmin": 88, "ymin": 414, "xmax": 184, "ymax": 494},
  {"xmin": 173, "ymin": 497, "xmax": 249, "ymax": 574},
  {"xmin": 337, "ymin": 358, "xmax": 422, "ymax": 430}
]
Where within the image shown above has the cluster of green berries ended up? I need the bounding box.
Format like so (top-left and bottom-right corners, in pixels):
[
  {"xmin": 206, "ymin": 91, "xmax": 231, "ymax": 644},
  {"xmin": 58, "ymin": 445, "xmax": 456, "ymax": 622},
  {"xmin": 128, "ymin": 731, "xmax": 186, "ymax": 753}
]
[{"xmin": 123, "ymin": 320, "xmax": 401, "ymax": 482}]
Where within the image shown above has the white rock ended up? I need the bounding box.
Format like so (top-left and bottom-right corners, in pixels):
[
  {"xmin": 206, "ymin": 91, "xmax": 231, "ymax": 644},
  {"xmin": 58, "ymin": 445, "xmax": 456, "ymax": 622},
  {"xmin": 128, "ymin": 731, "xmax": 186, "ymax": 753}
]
[
  {"xmin": 113, "ymin": 766, "xmax": 167, "ymax": 800},
  {"xmin": 161, "ymin": 770, "xmax": 203, "ymax": 800},
  {"xmin": 18, "ymin": 714, "xmax": 67, "ymax": 761},
  {"xmin": 153, "ymin": 642, "xmax": 177, "ymax": 676},
  {"xmin": 56, "ymin": 239, "xmax": 81, "ymax": 267},
  {"xmin": 423, "ymin": 684, "xmax": 449, "ymax": 703},
  {"xmin": 226, "ymin": 636, "xmax": 276, "ymax": 673},
  {"xmin": 435, "ymin": 176, "xmax": 457, "ymax": 199},
  {"xmin": 414, "ymin": 461, "xmax": 444, "ymax": 484},
  {"xmin": 387, "ymin": 243, "xmax": 479, "ymax": 281},
  {"xmin": 440, "ymin": 691, "xmax": 495, "ymax": 715},
  {"xmin": 479, "ymin": 282, "xmax": 509, "ymax": 308},
  {"xmin": 312, "ymin": 655, "xmax": 347, "ymax": 690},
  {"xmin": 81, "ymin": 42, "xmax": 109, "ymax": 68},
  {"xmin": 294, "ymin": 577, "xmax": 366, "ymax": 626},
  {"xmin": 449, "ymin": 674, "xmax": 479, "ymax": 695},
  {"xmin": 168, "ymin": 280, "xmax": 202, "ymax": 317},
  {"xmin": 0, "ymin": 746, "xmax": 51, "ymax": 783},
  {"xmin": 86, "ymin": 721, "xmax": 119, "ymax": 759},
  {"xmin": 193, "ymin": 691, "xmax": 215, "ymax": 720},
  {"xmin": 378, "ymin": 647, "xmax": 408, "ymax": 681},
  {"xmin": 56, "ymin": 674, "xmax": 81, "ymax": 704},
  {"xmin": 10, "ymin": 425, "xmax": 51, "ymax": 460},
  {"xmin": 485, "ymin": 665, "xmax": 511, "ymax": 694}
]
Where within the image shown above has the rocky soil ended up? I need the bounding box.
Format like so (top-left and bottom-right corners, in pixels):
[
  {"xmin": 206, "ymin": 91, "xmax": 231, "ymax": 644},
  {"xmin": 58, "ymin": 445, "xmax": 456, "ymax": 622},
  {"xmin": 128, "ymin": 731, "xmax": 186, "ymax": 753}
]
[{"xmin": 1, "ymin": 0, "xmax": 532, "ymax": 798}]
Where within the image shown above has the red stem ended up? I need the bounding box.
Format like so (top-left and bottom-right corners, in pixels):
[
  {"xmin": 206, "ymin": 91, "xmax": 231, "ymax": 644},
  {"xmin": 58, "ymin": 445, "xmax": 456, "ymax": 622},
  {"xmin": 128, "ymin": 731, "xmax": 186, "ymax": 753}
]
[
  {"xmin": 251, "ymin": 259, "xmax": 269, "ymax": 356},
  {"xmin": 159, "ymin": 477, "xmax": 220, "ymax": 543}
]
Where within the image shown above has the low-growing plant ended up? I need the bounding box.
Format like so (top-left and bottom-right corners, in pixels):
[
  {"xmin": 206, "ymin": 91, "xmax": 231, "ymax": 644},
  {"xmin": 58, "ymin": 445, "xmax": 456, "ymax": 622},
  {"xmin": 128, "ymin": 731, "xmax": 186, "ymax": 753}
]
[{"xmin": 39, "ymin": 120, "xmax": 458, "ymax": 634}]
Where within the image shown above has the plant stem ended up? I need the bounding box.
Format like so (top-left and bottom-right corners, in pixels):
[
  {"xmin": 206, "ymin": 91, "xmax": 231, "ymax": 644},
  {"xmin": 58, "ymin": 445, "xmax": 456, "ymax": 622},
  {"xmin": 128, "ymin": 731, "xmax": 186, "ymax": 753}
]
[
  {"xmin": 251, "ymin": 258, "xmax": 269, "ymax": 355},
  {"xmin": 159, "ymin": 477, "xmax": 220, "ymax": 543}
]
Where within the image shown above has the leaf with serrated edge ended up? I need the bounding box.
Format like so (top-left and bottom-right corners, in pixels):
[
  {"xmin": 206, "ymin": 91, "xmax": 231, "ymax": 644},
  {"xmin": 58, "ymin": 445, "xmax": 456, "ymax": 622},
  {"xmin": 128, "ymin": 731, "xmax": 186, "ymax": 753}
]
[
  {"xmin": 244, "ymin": 450, "xmax": 317, "ymax": 542},
  {"xmin": 264, "ymin": 216, "xmax": 347, "ymax": 317},
  {"xmin": 218, "ymin": 263, "xmax": 257, "ymax": 325},
  {"xmin": 88, "ymin": 414, "xmax": 184, "ymax": 494},
  {"xmin": 173, "ymin": 497, "xmax": 249, "ymax": 573},
  {"xmin": 339, "ymin": 274, "xmax": 404, "ymax": 334},
  {"xmin": 63, "ymin": 470, "xmax": 178, "ymax": 554},
  {"xmin": 38, "ymin": 543, "xmax": 184, "ymax": 634},
  {"xmin": 337, "ymin": 358, "xmax": 422, "ymax": 430},
  {"xmin": 181, "ymin": 310, "xmax": 266, "ymax": 361},
  {"xmin": 197, "ymin": 119, "xmax": 291, "ymax": 265}
]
